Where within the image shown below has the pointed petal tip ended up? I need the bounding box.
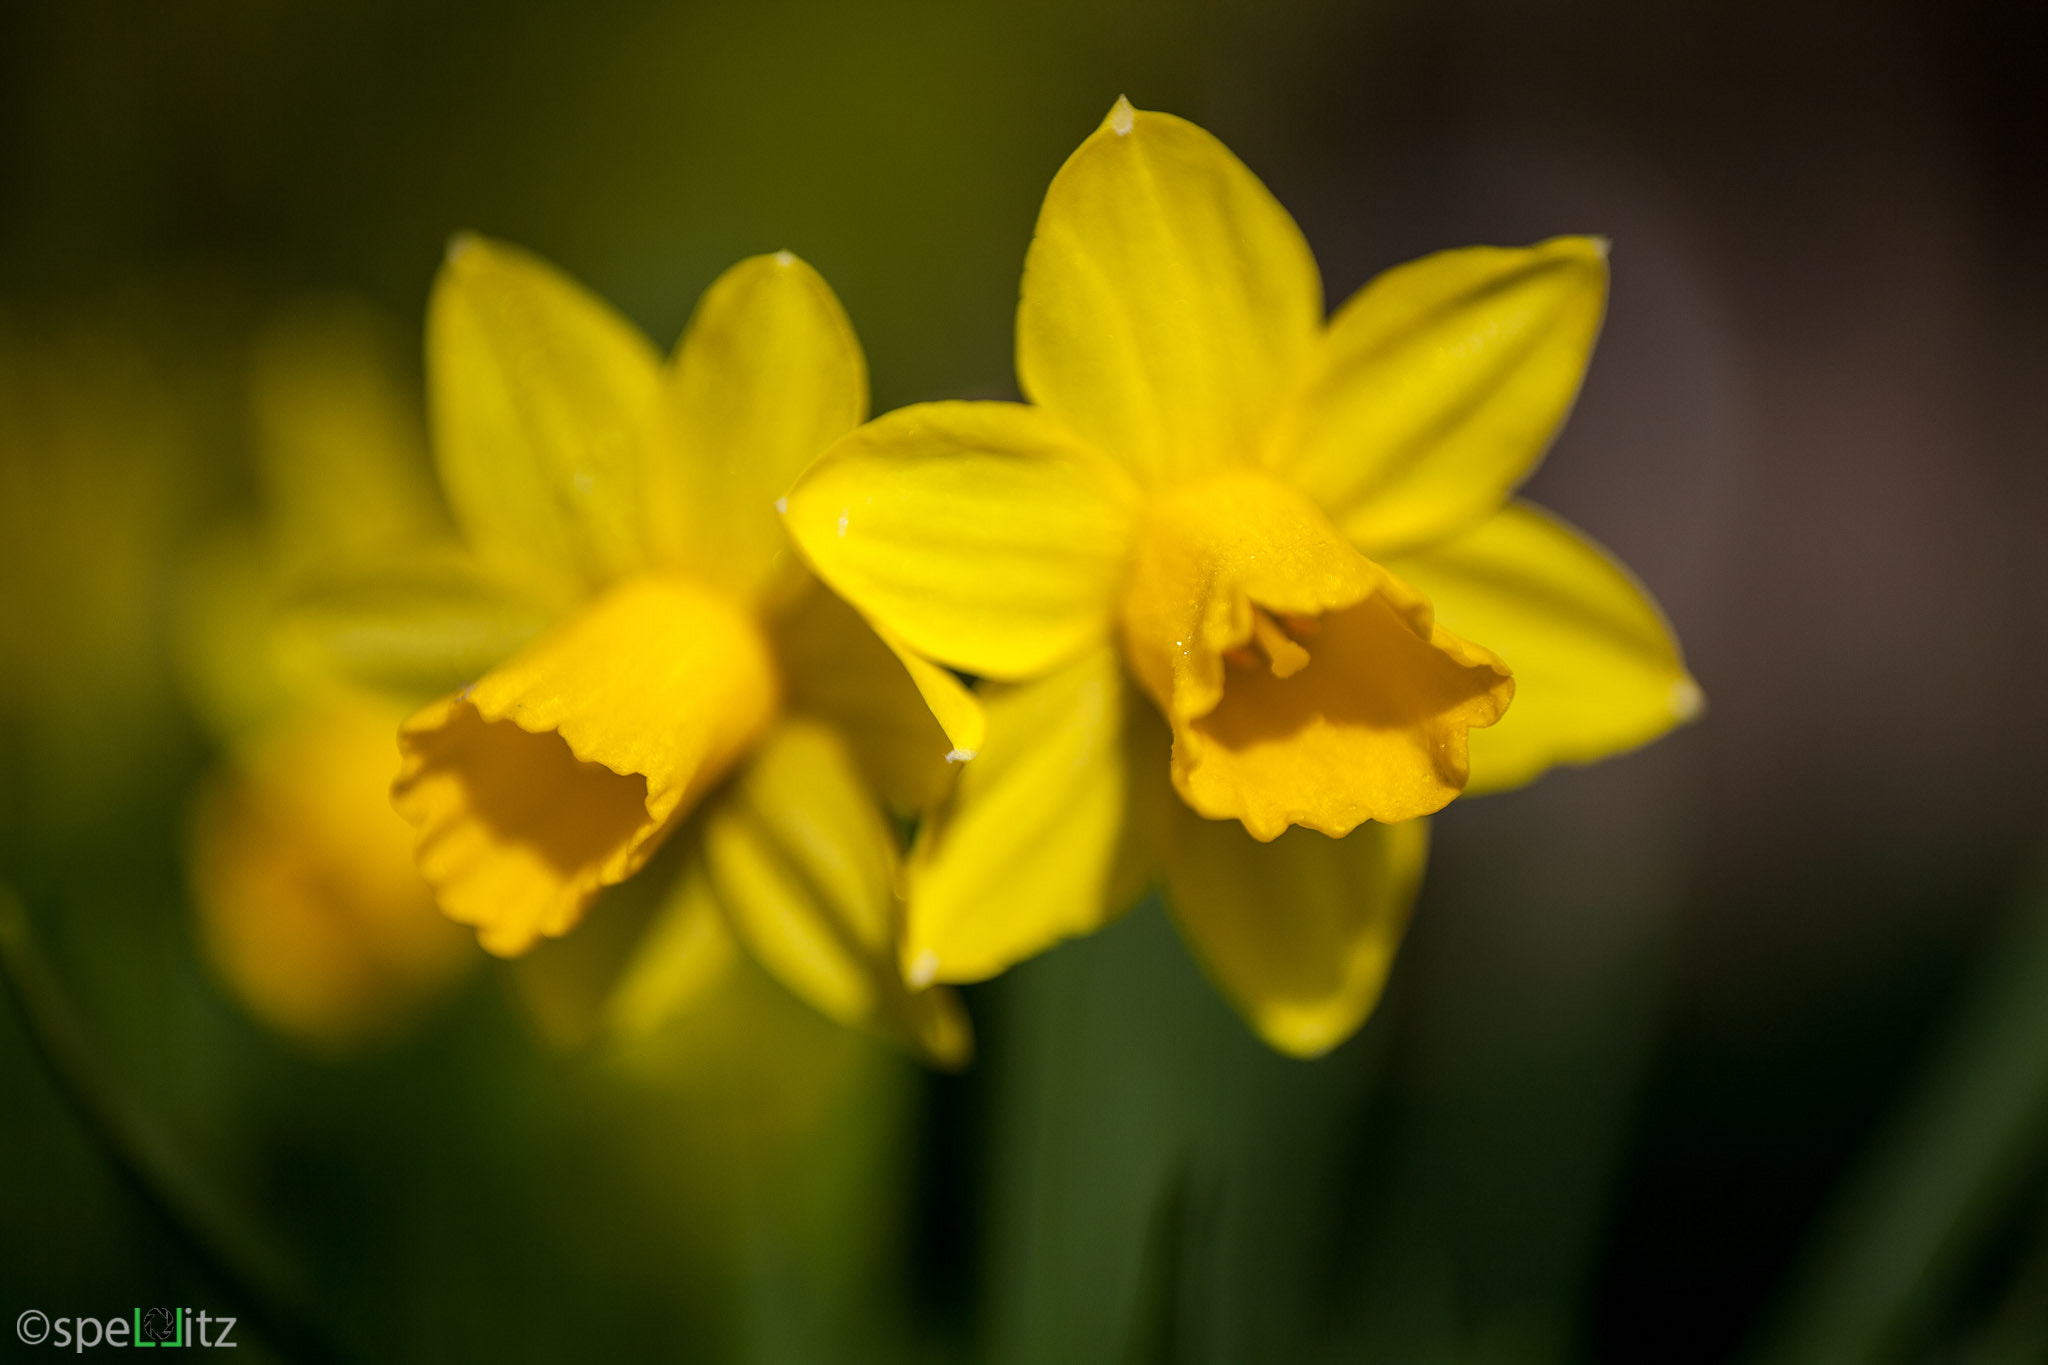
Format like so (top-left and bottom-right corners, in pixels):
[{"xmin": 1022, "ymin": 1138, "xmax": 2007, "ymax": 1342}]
[
  {"xmin": 1588, "ymin": 234, "xmax": 1612, "ymax": 259},
  {"xmin": 772, "ymin": 248, "xmax": 796, "ymax": 266},
  {"xmin": 1108, "ymin": 95, "xmax": 1136, "ymax": 136},
  {"xmin": 445, "ymin": 231, "xmax": 482, "ymax": 266},
  {"xmin": 944, "ymin": 747, "xmax": 977, "ymax": 764},
  {"xmin": 1670, "ymin": 675, "xmax": 1706, "ymax": 722},
  {"xmin": 1259, "ymin": 1021, "xmax": 1342, "ymax": 1060},
  {"xmin": 907, "ymin": 948, "xmax": 941, "ymax": 989}
]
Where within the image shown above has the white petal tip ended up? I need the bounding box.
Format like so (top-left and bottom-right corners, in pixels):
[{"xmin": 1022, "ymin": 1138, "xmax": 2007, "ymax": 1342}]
[
  {"xmin": 1588, "ymin": 235, "xmax": 1613, "ymax": 258},
  {"xmin": 773, "ymin": 496, "xmax": 788, "ymax": 514},
  {"xmin": 1109, "ymin": 96, "xmax": 1135, "ymax": 136},
  {"xmin": 907, "ymin": 950, "xmax": 940, "ymax": 989},
  {"xmin": 1669, "ymin": 677, "xmax": 1705, "ymax": 722},
  {"xmin": 944, "ymin": 748, "xmax": 976, "ymax": 764},
  {"xmin": 445, "ymin": 231, "xmax": 481, "ymax": 264},
  {"xmin": 773, "ymin": 248, "xmax": 796, "ymax": 266}
]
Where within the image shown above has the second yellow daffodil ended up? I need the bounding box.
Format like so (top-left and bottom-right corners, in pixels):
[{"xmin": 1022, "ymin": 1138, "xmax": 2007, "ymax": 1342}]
[
  {"xmin": 389, "ymin": 238, "xmax": 981, "ymax": 1065},
  {"xmin": 783, "ymin": 99, "xmax": 1699, "ymax": 1057},
  {"xmin": 181, "ymin": 303, "xmax": 478, "ymax": 1049}
]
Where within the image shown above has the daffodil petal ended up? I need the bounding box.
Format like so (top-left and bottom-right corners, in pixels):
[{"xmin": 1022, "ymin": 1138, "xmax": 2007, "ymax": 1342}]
[
  {"xmin": 906, "ymin": 644, "xmax": 1143, "ymax": 984},
  {"xmin": 428, "ymin": 234, "xmax": 660, "ymax": 590},
  {"xmin": 1017, "ymin": 99, "xmax": 1323, "ymax": 484},
  {"xmin": 774, "ymin": 581, "xmax": 980, "ymax": 813},
  {"xmin": 603, "ymin": 838, "xmax": 740, "ymax": 1039},
  {"xmin": 1384, "ymin": 501, "xmax": 1700, "ymax": 794},
  {"xmin": 391, "ymin": 574, "xmax": 778, "ymax": 955},
  {"xmin": 1270, "ymin": 237, "xmax": 1609, "ymax": 556},
  {"xmin": 1165, "ymin": 805, "xmax": 1428, "ymax": 1058},
  {"xmin": 782, "ymin": 401, "xmax": 1136, "ymax": 680},
  {"xmin": 879, "ymin": 627, "xmax": 986, "ymax": 763},
  {"xmin": 272, "ymin": 545, "xmax": 559, "ymax": 699},
  {"xmin": 650, "ymin": 252, "xmax": 866, "ymax": 601},
  {"xmin": 704, "ymin": 719, "xmax": 971, "ymax": 1068}
]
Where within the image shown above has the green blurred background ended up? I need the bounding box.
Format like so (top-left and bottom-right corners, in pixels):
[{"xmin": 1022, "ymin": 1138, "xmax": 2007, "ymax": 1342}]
[{"xmin": 3, "ymin": 0, "xmax": 2046, "ymax": 1360}]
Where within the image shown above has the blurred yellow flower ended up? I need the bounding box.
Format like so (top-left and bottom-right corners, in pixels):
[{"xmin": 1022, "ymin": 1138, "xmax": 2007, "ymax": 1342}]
[
  {"xmin": 179, "ymin": 300, "xmax": 476, "ymax": 1049},
  {"xmin": 784, "ymin": 99, "xmax": 1699, "ymax": 1056},
  {"xmin": 190, "ymin": 695, "xmax": 473, "ymax": 1049},
  {"xmin": 386, "ymin": 239, "xmax": 978, "ymax": 1065}
]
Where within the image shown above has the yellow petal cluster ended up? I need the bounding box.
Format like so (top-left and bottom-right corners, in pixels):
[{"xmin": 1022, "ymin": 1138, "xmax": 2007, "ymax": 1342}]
[
  {"xmin": 396, "ymin": 574, "xmax": 778, "ymax": 955},
  {"xmin": 784, "ymin": 98, "xmax": 1700, "ymax": 1055},
  {"xmin": 383, "ymin": 240, "xmax": 978, "ymax": 1066},
  {"xmin": 267, "ymin": 98, "xmax": 1706, "ymax": 1065}
]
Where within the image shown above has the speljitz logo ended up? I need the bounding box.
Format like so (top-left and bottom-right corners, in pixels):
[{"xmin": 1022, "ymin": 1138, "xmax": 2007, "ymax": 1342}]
[{"xmin": 13, "ymin": 1305, "xmax": 238, "ymax": 1349}]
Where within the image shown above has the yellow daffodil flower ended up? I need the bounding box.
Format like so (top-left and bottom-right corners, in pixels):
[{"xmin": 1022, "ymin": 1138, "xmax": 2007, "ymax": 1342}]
[
  {"xmin": 191, "ymin": 695, "xmax": 474, "ymax": 1049},
  {"xmin": 783, "ymin": 99, "xmax": 1699, "ymax": 1057},
  {"xmin": 387, "ymin": 237, "xmax": 981, "ymax": 1066},
  {"xmin": 179, "ymin": 301, "xmax": 477, "ymax": 1049}
]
